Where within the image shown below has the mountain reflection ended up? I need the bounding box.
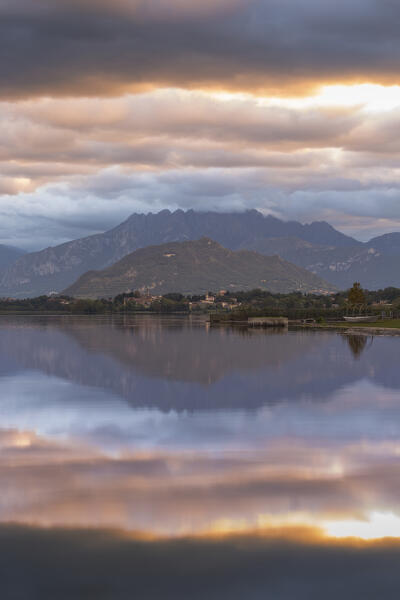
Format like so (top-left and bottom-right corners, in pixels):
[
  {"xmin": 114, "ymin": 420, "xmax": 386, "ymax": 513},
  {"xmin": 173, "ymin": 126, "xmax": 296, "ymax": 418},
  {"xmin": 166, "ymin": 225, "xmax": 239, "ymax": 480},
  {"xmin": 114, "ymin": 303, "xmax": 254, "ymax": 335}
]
[{"xmin": 0, "ymin": 315, "xmax": 392, "ymax": 411}]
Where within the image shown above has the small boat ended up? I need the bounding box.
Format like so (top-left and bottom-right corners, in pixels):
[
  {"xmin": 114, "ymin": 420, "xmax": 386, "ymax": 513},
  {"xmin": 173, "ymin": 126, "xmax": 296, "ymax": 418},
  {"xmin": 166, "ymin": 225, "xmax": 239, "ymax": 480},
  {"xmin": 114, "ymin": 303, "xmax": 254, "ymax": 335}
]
[{"xmin": 343, "ymin": 316, "xmax": 377, "ymax": 323}]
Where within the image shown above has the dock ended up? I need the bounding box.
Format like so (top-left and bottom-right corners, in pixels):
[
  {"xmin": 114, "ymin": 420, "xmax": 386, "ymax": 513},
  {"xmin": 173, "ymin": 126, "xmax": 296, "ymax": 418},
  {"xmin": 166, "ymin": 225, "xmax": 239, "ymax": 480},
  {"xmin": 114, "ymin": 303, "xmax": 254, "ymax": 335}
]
[
  {"xmin": 209, "ymin": 314, "xmax": 288, "ymax": 327},
  {"xmin": 248, "ymin": 317, "xmax": 288, "ymax": 328}
]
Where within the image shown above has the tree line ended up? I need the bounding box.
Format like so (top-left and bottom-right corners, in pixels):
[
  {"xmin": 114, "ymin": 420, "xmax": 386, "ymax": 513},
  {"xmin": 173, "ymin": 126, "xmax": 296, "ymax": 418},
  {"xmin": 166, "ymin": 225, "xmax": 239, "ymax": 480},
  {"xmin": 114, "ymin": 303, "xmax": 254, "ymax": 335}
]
[{"xmin": 0, "ymin": 284, "xmax": 399, "ymax": 316}]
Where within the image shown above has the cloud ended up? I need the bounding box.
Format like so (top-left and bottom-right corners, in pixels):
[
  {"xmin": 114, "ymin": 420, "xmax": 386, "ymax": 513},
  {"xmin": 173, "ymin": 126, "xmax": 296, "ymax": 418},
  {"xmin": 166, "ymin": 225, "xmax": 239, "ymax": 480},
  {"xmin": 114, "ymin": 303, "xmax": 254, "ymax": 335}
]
[
  {"xmin": 1, "ymin": 165, "xmax": 400, "ymax": 248},
  {"xmin": 2, "ymin": 0, "xmax": 400, "ymax": 99},
  {"xmin": 2, "ymin": 5, "xmax": 400, "ymax": 245},
  {"xmin": 0, "ymin": 92, "xmax": 399, "ymax": 188},
  {"xmin": 0, "ymin": 93, "xmax": 362, "ymax": 169}
]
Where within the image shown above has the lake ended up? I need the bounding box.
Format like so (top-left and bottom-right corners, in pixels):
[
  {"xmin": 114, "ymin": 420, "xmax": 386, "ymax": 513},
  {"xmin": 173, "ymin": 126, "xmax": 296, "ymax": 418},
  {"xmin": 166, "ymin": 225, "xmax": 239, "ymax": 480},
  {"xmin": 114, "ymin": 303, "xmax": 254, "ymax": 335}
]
[{"xmin": 1, "ymin": 315, "xmax": 400, "ymax": 599}]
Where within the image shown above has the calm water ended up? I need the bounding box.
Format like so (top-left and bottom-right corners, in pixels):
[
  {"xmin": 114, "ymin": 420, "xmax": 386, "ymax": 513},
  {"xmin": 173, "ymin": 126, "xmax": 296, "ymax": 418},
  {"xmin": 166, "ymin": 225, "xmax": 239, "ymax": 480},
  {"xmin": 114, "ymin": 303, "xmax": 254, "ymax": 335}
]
[{"xmin": 1, "ymin": 315, "xmax": 400, "ymax": 598}]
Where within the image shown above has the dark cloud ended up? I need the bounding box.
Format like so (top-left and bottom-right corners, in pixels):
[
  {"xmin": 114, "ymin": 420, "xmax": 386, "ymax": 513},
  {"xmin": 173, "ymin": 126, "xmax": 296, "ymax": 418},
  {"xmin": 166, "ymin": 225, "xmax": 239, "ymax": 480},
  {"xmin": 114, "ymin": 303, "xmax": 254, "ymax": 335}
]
[{"xmin": 2, "ymin": 0, "xmax": 400, "ymax": 98}]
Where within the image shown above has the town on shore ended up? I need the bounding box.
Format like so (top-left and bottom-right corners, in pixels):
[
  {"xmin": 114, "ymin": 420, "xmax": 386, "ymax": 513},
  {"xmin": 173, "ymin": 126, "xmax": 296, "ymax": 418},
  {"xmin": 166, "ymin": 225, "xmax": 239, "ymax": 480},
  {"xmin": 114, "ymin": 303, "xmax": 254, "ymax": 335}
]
[{"xmin": 1, "ymin": 284, "xmax": 400, "ymax": 327}]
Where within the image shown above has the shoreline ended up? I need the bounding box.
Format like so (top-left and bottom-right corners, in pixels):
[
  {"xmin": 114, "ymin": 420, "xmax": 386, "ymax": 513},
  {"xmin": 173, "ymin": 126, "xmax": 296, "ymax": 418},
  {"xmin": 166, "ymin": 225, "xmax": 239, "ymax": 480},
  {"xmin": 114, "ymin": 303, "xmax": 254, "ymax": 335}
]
[
  {"xmin": 1, "ymin": 312, "xmax": 400, "ymax": 336},
  {"xmin": 291, "ymin": 323, "xmax": 400, "ymax": 336}
]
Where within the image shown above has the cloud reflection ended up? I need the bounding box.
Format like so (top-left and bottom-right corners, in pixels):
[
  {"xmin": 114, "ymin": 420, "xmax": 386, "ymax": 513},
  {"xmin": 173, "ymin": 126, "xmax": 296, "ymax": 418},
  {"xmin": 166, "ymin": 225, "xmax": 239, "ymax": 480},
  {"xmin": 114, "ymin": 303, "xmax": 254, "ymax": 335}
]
[
  {"xmin": 0, "ymin": 422, "xmax": 399, "ymax": 539},
  {"xmin": 2, "ymin": 523, "xmax": 400, "ymax": 599}
]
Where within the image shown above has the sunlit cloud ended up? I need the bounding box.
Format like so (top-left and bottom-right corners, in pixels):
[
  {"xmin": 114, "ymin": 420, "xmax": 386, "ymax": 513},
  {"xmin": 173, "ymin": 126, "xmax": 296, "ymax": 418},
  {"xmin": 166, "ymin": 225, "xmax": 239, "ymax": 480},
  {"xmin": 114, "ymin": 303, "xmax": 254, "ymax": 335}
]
[{"xmin": 261, "ymin": 84, "xmax": 400, "ymax": 112}]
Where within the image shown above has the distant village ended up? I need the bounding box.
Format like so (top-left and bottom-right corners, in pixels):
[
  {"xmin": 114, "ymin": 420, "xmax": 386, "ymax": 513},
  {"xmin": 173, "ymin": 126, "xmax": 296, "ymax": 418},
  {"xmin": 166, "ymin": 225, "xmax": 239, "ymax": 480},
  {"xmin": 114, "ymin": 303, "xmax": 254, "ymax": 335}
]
[
  {"xmin": 0, "ymin": 289, "xmax": 243, "ymax": 314},
  {"xmin": 118, "ymin": 290, "xmax": 242, "ymax": 311},
  {"xmin": 0, "ymin": 285, "xmax": 399, "ymax": 317}
]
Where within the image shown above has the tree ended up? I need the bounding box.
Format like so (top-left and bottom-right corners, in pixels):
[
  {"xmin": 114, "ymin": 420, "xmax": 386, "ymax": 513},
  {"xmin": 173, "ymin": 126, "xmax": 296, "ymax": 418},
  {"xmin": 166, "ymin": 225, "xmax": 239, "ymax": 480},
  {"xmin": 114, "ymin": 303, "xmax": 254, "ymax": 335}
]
[
  {"xmin": 163, "ymin": 293, "xmax": 184, "ymax": 302},
  {"xmin": 348, "ymin": 282, "xmax": 366, "ymax": 307}
]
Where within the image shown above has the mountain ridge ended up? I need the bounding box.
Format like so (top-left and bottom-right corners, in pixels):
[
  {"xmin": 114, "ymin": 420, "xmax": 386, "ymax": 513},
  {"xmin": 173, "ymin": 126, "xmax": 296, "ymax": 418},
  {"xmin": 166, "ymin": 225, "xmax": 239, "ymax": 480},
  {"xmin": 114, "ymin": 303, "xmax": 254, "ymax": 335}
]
[
  {"xmin": 64, "ymin": 237, "xmax": 336, "ymax": 298},
  {"xmin": 0, "ymin": 209, "xmax": 399, "ymax": 297}
]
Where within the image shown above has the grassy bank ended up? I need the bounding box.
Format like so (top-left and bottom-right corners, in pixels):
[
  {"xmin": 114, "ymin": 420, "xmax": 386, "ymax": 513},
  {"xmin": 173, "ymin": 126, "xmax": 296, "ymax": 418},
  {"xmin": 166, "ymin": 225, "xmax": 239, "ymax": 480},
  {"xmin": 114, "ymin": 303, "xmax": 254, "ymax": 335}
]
[
  {"xmin": 294, "ymin": 319, "xmax": 400, "ymax": 334},
  {"xmin": 339, "ymin": 319, "xmax": 400, "ymax": 329},
  {"xmin": 312, "ymin": 319, "xmax": 400, "ymax": 329}
]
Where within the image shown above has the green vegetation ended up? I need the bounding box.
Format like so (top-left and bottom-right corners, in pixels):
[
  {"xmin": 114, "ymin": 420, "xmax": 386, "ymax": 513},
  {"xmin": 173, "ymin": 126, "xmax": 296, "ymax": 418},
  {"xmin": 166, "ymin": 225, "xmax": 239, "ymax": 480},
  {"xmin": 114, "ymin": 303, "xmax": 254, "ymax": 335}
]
[
  {"xmin": 1, "ymin": 284, "xmax": 400, "ymax": 318},
  {"xmin": 338, "ymin": 319, "xmax": 400, "ymax": 329},
  {"xmin": 0, "ymin": 295, "xmax": 112, "ymax": 314},
  {"xmin": 347, "ymin": 282, "xmax": 366, "ymax": 307}
]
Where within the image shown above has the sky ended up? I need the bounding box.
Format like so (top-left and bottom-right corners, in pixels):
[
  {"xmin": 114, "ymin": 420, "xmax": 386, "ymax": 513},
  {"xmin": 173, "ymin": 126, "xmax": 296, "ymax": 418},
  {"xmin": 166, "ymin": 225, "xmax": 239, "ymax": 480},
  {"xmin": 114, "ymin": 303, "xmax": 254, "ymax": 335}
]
[{"xmin": 2, "ymin": 0, "xmax": 400, "ymax": 249}]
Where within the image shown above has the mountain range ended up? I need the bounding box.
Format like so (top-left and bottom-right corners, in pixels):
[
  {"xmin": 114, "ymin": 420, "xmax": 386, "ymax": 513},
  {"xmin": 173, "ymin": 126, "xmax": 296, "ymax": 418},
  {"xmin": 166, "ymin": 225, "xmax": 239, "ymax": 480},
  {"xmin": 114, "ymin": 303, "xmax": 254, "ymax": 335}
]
[
  {"xmin": 0, "ymin": 209, "xmax": 399, "ymax": 297},
  {"xmin": 64, "ymin": 238, "xmax": 334, "ymax": 298}
]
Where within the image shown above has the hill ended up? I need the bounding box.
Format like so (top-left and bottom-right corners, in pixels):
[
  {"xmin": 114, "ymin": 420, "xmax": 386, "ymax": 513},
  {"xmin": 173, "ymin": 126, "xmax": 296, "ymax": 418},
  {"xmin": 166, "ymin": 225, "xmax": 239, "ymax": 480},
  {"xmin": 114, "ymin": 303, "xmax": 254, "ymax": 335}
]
[
  {"xmin": 1, "ymin": 209, "xmax": 400, "ymax": 297},
  {"xmin": 241, "ymin": 236, "xmax": 399, "ymax": 290},
  {"xmin": 0, "ymin": 210, "xmax": 357, "ymax": 297},
  {"xmin": 368, "ymin": 233, "xmax": 400, "ymax": 256},
  {"xmin": 64, "ymin": 238, "xmax": 335, "ymax": 298}
]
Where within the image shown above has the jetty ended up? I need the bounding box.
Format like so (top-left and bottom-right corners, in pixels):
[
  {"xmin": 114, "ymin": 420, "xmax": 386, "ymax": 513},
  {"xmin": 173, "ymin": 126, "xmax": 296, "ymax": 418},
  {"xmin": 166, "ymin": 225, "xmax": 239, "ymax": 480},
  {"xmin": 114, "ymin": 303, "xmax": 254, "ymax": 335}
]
[
  {"xmin": 209, "ymin": 314, "xmax": 288, "ymax": 328},
  {"xmin": 248, "ymin": 317, "xmax": 288, "ymax": 328}
]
